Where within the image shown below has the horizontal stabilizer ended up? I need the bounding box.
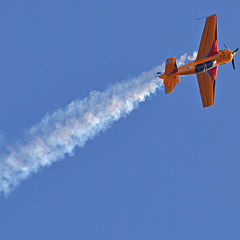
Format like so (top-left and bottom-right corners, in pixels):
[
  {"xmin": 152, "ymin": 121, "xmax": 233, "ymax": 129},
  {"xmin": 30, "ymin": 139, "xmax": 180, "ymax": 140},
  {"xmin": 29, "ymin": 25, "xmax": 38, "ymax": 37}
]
[
  {"xmin": 165, "ymin": 82, "xmax": 175, "ymax": 94},
  {"xmin": 165, "ymin": 57, "xmax": 178, "ymax": 75},
  {"xmin": 158, "ymin": 57, "xmax": 180, "ymax": 94},
  {"xmin": 164, "ymin": 75, "xmax": 180, "ymax": 94}
]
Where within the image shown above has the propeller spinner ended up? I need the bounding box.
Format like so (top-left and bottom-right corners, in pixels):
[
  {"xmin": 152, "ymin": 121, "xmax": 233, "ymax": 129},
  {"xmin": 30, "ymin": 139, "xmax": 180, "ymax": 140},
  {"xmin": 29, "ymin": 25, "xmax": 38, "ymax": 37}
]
[{"xmin": 232, "ymin": 48, "xmax": 239, "ymax": 70}]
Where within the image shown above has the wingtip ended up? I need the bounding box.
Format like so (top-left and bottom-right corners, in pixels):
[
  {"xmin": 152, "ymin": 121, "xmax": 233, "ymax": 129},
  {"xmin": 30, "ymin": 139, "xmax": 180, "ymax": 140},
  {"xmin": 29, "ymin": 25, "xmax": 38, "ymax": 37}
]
[{"xmin": 196, "ymin": 14, "xmax": 218, "ymax": 21}]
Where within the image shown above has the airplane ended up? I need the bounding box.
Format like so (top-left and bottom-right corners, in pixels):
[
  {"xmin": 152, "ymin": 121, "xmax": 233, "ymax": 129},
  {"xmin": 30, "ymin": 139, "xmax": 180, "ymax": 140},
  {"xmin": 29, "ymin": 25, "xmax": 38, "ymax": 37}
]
[{"xmin": 157, "ymin": 14, "xmax": 238, "ymax": 107}]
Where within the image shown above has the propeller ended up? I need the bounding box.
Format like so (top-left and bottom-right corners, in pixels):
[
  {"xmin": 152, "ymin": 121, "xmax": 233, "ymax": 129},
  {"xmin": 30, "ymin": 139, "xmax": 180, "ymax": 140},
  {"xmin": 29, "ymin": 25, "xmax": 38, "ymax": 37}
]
[
  {"xmin": 224, "ymin": 45, "xmax": 239, "ymax": 70},
  {"xmin": 232, "ymin": 48, "xmax": 239, "ymax": 70},
  {"xmin": 232, "ymin": 58, "xmax": 235, "ymax": 70},
  {"xmin": 233, "ymin": 48, "xmax": 239, "ymax": 53}
]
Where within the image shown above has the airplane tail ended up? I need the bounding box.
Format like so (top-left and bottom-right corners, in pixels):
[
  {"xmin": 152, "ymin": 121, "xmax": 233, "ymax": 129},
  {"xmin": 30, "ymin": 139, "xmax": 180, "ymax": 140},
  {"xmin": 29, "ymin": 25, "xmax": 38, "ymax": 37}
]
[
  {"xmin": 158, "ymin": 57, "xmax": 180, "ymax": 94},
  {"xmin": 165, "ymin": 57, "xmax": 178, "ymax": 75}
]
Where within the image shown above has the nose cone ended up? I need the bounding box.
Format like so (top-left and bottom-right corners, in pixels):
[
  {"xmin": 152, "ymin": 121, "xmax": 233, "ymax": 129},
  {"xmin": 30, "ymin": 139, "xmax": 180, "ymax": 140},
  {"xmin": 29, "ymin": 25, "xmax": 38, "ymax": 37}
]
[{"xmin": 232, "ymin": 48, "xmax": 239, "ymax": 57}]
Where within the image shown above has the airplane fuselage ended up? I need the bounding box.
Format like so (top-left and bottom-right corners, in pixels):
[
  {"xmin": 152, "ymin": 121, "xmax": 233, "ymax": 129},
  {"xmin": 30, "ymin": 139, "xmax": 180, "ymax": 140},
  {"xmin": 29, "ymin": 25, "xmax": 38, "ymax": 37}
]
[{"xmin": 163, "ymin": 49, "xmax": 234, "ymax": 78}]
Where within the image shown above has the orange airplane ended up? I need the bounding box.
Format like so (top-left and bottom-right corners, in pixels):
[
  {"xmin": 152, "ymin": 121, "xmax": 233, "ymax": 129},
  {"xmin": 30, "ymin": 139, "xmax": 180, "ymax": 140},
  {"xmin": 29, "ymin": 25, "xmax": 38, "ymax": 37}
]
[{"xmin": 158, "ymin": 14, "xmax": 238, "ymax": 107}]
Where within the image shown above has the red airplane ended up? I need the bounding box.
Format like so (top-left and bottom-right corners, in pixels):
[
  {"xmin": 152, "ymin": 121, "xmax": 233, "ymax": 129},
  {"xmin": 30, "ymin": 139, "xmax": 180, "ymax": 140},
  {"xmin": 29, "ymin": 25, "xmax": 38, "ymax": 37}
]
[{"xmin": 158, "ymin": 14, "xmax": 238, "ymax": 107}]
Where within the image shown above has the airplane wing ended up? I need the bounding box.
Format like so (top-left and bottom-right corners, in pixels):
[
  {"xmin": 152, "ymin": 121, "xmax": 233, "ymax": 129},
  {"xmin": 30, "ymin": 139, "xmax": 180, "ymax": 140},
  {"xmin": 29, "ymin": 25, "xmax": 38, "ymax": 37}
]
[
  {"xmin": 197, "ymin": 14, "xmax": 219, "ymax": 60},
  {"xmin": 196, "ymin": 67, "xmax": 218, "ymax": 107}
]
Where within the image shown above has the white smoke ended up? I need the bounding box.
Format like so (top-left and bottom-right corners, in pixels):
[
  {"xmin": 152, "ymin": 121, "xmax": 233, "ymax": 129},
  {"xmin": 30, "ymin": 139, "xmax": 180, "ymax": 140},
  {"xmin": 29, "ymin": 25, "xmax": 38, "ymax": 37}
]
[
  {"xmin": 0, "ymin": 53, "xmax": 191, "ymax": 196},
  {"xmin": 187, "ymin": 51, "xmax": 198, "ymax": 61}
]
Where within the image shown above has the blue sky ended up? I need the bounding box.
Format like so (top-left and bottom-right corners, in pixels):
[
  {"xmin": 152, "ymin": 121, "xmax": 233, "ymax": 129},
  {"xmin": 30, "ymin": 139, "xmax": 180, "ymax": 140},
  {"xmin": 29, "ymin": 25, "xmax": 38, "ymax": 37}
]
[{"xmin": 0, "ymin": 0, "xmax": 240, "ymax": 239}]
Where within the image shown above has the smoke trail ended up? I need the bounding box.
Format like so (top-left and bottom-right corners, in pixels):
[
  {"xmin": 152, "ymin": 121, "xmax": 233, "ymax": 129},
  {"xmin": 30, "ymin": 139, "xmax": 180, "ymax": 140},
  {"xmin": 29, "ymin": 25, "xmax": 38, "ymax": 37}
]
[{"xmin": 0, "ymin": 53, "xmax": 195, "ymax": 196}]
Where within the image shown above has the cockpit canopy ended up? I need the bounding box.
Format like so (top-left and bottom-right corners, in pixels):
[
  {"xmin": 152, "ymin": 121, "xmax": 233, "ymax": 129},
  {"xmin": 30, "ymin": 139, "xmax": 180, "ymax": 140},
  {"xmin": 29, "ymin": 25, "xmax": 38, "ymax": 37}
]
[{"xmin": 195, "ymin": 60, "xmax": 217, "ymax": 74}]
